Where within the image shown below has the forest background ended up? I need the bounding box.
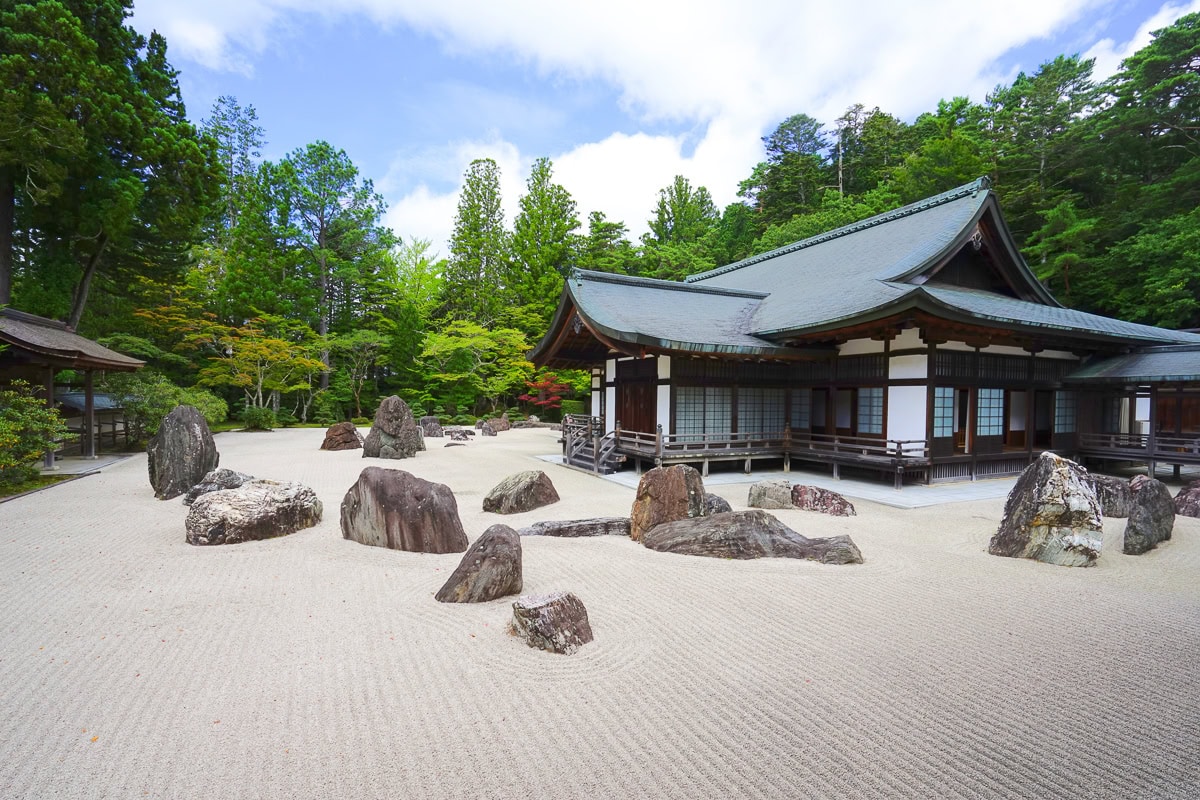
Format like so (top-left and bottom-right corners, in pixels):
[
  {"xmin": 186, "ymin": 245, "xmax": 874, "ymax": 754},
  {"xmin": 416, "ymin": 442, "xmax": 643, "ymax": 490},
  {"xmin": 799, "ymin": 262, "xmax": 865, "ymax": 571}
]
[{"xmin": 3, "ymin": 1, "xmax": 1200, "ymax": 437}]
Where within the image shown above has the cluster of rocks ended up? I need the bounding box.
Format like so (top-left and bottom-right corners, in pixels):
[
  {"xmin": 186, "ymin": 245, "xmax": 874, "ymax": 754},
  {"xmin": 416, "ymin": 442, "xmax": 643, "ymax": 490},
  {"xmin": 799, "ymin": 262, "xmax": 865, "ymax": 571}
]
[
  {"xmin": 148, "ymin": 405, "xmax": 323, "ymax": 547},
  {"xmin": 988, "ymin": 452, "xmax": 1178, "ymax": 567}
]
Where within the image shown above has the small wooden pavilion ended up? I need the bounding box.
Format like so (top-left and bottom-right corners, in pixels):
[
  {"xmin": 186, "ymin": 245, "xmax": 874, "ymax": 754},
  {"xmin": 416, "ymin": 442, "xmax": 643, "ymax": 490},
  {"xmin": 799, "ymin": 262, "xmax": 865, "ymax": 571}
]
[
  {"xmin": 0, "ymin": 308, "xmax": 144, "ymax": 465},
  {"xmin": 532, "ymin": 178, "xmax": 1200, "ymax": 486}
]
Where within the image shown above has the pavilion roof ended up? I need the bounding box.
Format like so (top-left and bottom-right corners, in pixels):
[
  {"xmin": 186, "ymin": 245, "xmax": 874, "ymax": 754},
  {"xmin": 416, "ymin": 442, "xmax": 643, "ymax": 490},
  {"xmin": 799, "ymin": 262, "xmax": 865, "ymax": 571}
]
[{"xmin": 0, "ymin": 309, "xmax": 144, "ymax": 372}]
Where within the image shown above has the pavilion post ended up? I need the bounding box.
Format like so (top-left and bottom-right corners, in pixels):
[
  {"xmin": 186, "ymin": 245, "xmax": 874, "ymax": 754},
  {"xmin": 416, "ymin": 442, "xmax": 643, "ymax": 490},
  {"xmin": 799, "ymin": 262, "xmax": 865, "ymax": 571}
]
[
  {"xmin": 42, "ymin": 366, "xmax": 56, "ymax": 470},
  {"xmin": 83, "ymin": 370, "xmax": 96, "ymax": 459}
]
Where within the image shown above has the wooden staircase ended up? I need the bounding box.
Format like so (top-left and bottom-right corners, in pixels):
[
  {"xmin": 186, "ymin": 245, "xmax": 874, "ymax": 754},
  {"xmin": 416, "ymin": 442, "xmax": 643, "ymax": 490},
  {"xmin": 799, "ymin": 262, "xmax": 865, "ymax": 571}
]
[{"xmin": 561, "ymin": 415, "xmax": 624, "ymax": 475}]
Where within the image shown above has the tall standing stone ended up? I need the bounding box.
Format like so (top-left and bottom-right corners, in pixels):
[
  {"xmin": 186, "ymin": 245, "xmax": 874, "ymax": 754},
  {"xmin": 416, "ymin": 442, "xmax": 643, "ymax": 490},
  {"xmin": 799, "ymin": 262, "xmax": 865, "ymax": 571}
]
[
  {"xmin": 988, "ymin": 452, "xmax": 1103, "ymax": 567},
  {"xmin": 362, "ymin": 396, "xmax": 423, "ymax": 460},
  {"xmin": 1123, "ymin": 477, "xmax": 1175, "ymax": 555},
  {"xmin": 629, "ymin": 465, "xmax": 706, "ymax": 542},
  {"xmin": 340, "ymin": 467, "xmax": 468, "ymax": 554},
  {"xmin": 147, "ymin": 405, "xmax": 219, "ymax": 501},
  {"xmin": 434, "ymin": 524, "xmax": 523, "ymax": 603}
]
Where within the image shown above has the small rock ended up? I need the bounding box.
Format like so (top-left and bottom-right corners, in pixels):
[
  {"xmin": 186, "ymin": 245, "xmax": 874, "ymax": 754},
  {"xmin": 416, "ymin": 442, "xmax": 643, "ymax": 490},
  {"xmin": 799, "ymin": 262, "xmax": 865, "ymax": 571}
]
[
  {"xmin": 479, "ymin": 422, "xmax": 496, "ymax": 437},
  {"xmin": 483, "ymin": 470, "xmax": 560, "ymax": 514},
  {"xmin": 320, "ymin": 421, "xmax": 363, "ymax": 451},
  {"xmin": 435, "ymin": 524, "xmax": 523, "ymax": 603},
  {"xmin": 703, "ymin": 494, "xmax": 733, "ymax": 514},
  {"xmin": 447, "ymin": 429, "xmax": 470, "ymax": 442},
  {"xmin": 747, "ymin": 479, "xmax": 792, "ymax": 509},
  {"xmin": 147, "ymin": 405, "xmax": 220, "ymax": 501},
  {"xmin": 518, "ymin": 518, "xmax": 631, "ymax": 537},
  {"xmin": 183, "ymin": 468, "xmax": 253, "ymax": 506},
  {"xmin": 791, "ymin": 485, "xmax": 856, "ymax": 517},
  {"xmin": 1124, "ymin": 477, "xmax": 1175, "ymax": 555},
  {"xmin": 1089, "ymin": 474, "xmax": 1132, "ymax": 518},
  {"xmin": 445, "ymin": 442, "xmax": 465, "ymax": 448},
  {"xmin": 490, "ymin": 414, "xmax": 512, "ymax": 432},
  {"xmin": 419, "ymin": 416, "xmax": 444, "ymax": 438},
  {"xmin": 510, "ymin": 592, "xmax": 593, "ymax": 655},
  {"xmin": 1175, "ymin": 481, "xmax": 1200, "ymax": 518},
  {"xmin": 629, "ymin": 465, "xmax": 706, "ymax": 541},
  {"xmin": 186, "ymin": 479, "xmax": 322, "ymax": 546}
]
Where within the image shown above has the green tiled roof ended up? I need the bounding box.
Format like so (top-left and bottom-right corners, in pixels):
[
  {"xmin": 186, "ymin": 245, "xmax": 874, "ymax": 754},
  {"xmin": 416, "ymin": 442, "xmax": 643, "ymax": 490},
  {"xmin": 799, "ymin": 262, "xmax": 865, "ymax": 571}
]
[{"xmin": 1065, "ymin": 346, "xmax": 1200, "ymax": 383}]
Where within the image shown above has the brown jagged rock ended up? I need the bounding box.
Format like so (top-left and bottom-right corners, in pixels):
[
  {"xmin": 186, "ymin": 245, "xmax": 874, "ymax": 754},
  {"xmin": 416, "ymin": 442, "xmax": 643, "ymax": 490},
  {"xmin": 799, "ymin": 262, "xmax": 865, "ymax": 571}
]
[
  {"xmin": 988, "ymin": 452, "xmax": 1102, "ymax": 567},
  {"xmin": 362, "ymin": 396, "xmax": 423, "ymax": 460},
  {"xmin": 147, "ymin": 405, "xmax": 220, "ymax": 501},
  {"xmin": 629, "ymin": 464, "xmax": 706, "ymax": 542},
  {"xmin": 747, "ymin": 479, "xmax": 792, "ymax": 509},
  {"xmin": 518, "ymin": 517, "xmax": 631, "ymax": 537},
  {"xmin": 791, "ymin": 485, "xmax": 857, "ymax": 517},
  {"xmin": 186, "ymin": 479, "xmax": 322, "ymax": 546},
  {"xmin": 641, "ymin": 509, "xmax": 863, "ymax": 564},
  {"xmin": 1089, "ymin": 474, "xmax": 1132, "ymax": 518},
  {"xmin": 1124, "ymin": 477, "xmax": 1175, "ymax": 555},
  {"xmin": 320, "ymin": 421, "xmax": 363, "ymax": 451},
  {"xmin": 490, "ymin": 413, "xmax": 512, "ymax": 432},
  {"xmin": 434, "ymin": 524, "xmax": 523, "ymax": 603},
  {"xmin": 482, "ymin": 470, "xmax": 560, "ymax": 514},
  {"xmin": 183, "ymin": 468, "xmax": 253, "ymax": 506},
  {"xmin": 340, "ymin": 467, "xmax": 468, "ymax": 554},
  {"xmin": 1175, "ymin": 481, "xmax": 1200, "ymax": 518},
  {"xmin": 510, "ymin": 592, "xmax": 593, "ymax": 655}
]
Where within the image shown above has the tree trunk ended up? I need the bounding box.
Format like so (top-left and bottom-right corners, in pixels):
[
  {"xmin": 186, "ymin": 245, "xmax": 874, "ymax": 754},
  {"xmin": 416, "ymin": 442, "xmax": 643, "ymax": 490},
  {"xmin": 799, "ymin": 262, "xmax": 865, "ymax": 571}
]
[
  {"xmin": 0, "ymin": 170, "xmax": 14, "ymax": 306},
  {"xmin": 318, "ymin": 251, "xmax": 330, "ymax": 389},
  {"xmin": 68, "ymin": 232, "xmax": 109, "ymax": 330}
]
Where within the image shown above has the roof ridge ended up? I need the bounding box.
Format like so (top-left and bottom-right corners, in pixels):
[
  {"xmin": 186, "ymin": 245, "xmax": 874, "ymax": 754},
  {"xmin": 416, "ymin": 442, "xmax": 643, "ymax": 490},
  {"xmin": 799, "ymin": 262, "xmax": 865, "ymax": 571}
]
[
  {"xmin": 0, "ymin": 307, "xmax": 70, "ymax": 330},
  {"xmin": 571, "ymin": 269, "xmax": 768, "ymax": 299},
  {"xmin": 685, "ymin": 176, "xmax": 992, "ymax": 284}
]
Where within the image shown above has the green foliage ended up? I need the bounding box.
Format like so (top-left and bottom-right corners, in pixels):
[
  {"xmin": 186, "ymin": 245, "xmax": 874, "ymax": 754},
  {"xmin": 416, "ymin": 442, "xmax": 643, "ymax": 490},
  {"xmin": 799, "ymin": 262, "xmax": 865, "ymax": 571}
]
[
  {"xmin": 99, "ymin": 370, "xmax": 227, "ymax": 444},
  {"xmin": 509, "ymin": 157, "xmax": 580, "ymax": 332},
  {"xmin": 418, "ymin": 321, "xmax": 533, "ymax": 414},
  {"xmin": 559, "ymin": 399, "xmax": 586, "ymax": 416},
  {"xmin": 310, "ymin": 390, "xmax": 341, "ymax": 426},
  {"xmin": 240, "ymin": 405, "xmax": 276, "ymax": 431},
  {"xmin": 0, "ymin": 381, "xmax": 71, "ymax": 488},
  {"xmin": 444, "ymin": 158, "xmax": 509, "ymax": 324}
]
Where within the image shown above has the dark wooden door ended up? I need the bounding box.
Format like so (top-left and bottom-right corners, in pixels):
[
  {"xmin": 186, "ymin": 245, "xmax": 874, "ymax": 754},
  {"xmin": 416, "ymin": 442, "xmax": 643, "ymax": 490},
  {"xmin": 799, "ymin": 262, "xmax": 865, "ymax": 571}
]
[{"xmin": 617, "ymin": 381, "xmax": 656, "ymax": 433}]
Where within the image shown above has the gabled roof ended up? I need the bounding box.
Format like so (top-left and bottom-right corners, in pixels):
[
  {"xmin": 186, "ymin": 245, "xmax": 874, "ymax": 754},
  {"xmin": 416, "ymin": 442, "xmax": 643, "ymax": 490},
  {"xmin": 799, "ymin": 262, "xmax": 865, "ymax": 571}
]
[
  {"xmin": 1065, "ymin": 345, "xmax": 1200, "ymax": 383},
  {"xmin": 530, "ymin": 179, "xmax": 1200, "ymax": 367},
  {"xmin": 0, "ymin": 309, "xmax": 144, "ymax": 371}
]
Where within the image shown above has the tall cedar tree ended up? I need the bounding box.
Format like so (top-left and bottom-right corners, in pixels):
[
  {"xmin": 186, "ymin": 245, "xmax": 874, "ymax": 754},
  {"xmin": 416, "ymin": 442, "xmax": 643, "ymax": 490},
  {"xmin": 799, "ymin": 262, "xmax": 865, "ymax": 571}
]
[
  {"xmin": 444, "ymin": 158, "xmax": 508, "ymax": 324},
  {"xmin": 510, "ymin": 157, "xmax": 581, "ymax": 332}
]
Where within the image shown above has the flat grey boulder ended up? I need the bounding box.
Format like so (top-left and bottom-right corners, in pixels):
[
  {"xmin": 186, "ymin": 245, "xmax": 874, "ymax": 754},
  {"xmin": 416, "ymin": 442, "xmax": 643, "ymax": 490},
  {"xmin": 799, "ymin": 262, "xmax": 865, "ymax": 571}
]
[
  {"xmin": 510, "ymin": 592, "xmax": 593, "ymax": 655},
  {"xmin": 518, "ymin": 518, "xmax": 631, "ymax": 537},
  {"xmin": 988, "ymin": 452, "xmax": 1102, "ymax": 567},
  {"xmin": 320, "ymin": 421, "xmax": 363, "ymax": 451},
  {"xmin": 1124, "ymin": 477, "xmax": 1175, "ymax": 555},
  {"xmin": 747, "ymin": 479, "xmax": 792, "ymax": 509},
  {"xmin": 362, "ymin": 396, "xmax": 423, "ymax": 460},
  {"xmin": 434, "ymin": 524, "xmax": 523, "ymax": 603},
  {"xmin": 791, "ymin": 485, "xmax": 857, "ymax": 517},
  {"xmin": 630, "ymin": 464, "xmax": 706, "ymax": 542},
  {"xmin": 340, "ymin": 467, "xmax": 468, "ymax": 554},
  {"xmin": 482, "ymin": 470, "xmax": 560, "ymax": 514},
  {"xmin": 186, "ymin": 479, "xmax": 322, "ymax": 546},
  {"xmin": 1089, "ymin": 474, "xmax": 1132, "ymax": 518},
  {"xmin": 148, "ymin": 404, "xmax": 220, "ymax": 501},
  {"xmin": 183, "ymin": 468, "xmax": 253, "ymax": 506},
  {"xmin": 704, "ymin": 494, "xmax": 733, "ymax": 515},
  {"xmin": 1175, "ymin": 481, "xmax": 1200, "ymax": 518},
  {"xmin": 641, "ymin": 509, "xmax": 863, "ymax": 564}
]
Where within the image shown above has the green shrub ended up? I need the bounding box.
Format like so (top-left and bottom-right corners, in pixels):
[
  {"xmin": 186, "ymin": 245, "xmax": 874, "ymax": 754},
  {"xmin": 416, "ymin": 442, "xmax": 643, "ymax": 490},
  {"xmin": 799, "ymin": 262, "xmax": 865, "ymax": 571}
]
[
  {"xmin": 452, "ymin": 414, "xmax": 475, "ymax": 425},
  {"xmin": 310, "ymin": 390, "xmax": 341, "ymax": 426},
  {"xmin": 100, "ymin": 370, "xmax": 227, "ymax": 444},
  {"xmin": 351, "ymin": 416, "xmax": 370, "ymax": 426},
  {"xmin": 240, "ymin": 406, "xmax": 276, "ymax": 431},
  {"xmin": 277, "ymin": 410, "xmax": 298, "ymax": 428},
  {"xmin": 0, "ymin": 381, "xmax": 72, "ymax": 489},
  {"xmin": 559, "ymin": 399, "xmax": 586, "ymax": 416}
]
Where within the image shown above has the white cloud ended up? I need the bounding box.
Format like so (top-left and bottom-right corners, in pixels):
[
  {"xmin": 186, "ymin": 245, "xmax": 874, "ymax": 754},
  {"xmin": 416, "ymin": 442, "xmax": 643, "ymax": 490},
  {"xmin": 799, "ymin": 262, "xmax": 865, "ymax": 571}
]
[{"xmin": 1084, "ymin": 0, "xmax": 1200, "ymax": 79}]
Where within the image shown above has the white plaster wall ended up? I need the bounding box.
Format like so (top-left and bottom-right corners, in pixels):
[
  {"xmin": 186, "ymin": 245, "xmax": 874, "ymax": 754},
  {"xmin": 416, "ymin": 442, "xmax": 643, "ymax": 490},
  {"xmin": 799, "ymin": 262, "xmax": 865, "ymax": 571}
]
[
  {"xmin": 656, "ymin": 357, "xmax": 671, "ymax": 432},
  {"xmin": 888, "ymin": 386, "xmax": 927, "ymax": 441},
  {"xmin": 839, "ymin": 338, "xmax": 886, "ymax": 356},
  {"xmin": 889, "ymin": 354, "xmax": 927, "ymax": 380},
  {"xmin": 605, "ymin": 359, "xmax": 616, "ymax": 382},
  {"xmin": 657, "ymin": 356, "xmax": 671, "ymax": 380},
  {"xmin": 605, "ymin": 387, "xmax": 616, "ymax": 431},
  {"xmin": 892, "ymin": 329, "xmax": 924, "ymax": 350},
  {"xmin": 590, "ymin": 390, "xmax": 600, "ymax": 416},
  {"xmin": 1010, "ymin": 391, "xmax": 1027, "ymax": 431}
]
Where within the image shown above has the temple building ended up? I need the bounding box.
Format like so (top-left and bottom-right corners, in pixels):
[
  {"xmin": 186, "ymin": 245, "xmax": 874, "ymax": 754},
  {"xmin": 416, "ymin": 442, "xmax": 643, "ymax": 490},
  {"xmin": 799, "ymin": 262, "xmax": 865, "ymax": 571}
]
[{"xmin": 531, "ymin": 178, "xmax": 1200, "ymax": 486}]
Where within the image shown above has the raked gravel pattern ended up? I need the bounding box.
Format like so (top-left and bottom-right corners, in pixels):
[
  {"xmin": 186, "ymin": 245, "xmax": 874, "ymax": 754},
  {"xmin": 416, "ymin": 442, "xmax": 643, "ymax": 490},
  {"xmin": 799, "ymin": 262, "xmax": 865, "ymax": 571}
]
[{"xmin": 1, "ymin": 427, "xmax": 1198, "ymax": 799}]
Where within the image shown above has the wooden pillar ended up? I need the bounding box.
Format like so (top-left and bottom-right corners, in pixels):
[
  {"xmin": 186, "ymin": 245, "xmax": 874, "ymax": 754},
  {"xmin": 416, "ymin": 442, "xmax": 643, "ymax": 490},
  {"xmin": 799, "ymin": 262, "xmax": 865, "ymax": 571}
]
[
  {"xmin": 1147, "ymin": 385, "xmax": 1158, "ymax": 478},
  {"xmin": 83, "ymin": 370, "xmax": 96, "ymax": 459},
  {"xmin": 42, "ymin": 366, "xmax": 56, "ymax": 470},
  {"xmin": 1025, "ymin": 353, "xmax": 1035, "ymax": 464},
  {"xmin": 970, "ymin": 348, "xmax": 980, "ymax": 481}
]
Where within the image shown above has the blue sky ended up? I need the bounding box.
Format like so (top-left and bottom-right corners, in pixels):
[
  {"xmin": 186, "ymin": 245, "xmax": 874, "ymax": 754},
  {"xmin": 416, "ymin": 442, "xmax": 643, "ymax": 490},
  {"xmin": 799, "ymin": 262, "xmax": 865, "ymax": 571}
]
[{"xmin": 131, "ymin": 0, "xmax": 1198, "ymax": 254}]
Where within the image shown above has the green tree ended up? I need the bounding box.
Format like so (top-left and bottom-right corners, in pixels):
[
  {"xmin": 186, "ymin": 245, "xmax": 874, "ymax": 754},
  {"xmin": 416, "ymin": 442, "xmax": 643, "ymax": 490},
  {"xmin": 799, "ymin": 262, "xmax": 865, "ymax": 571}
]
[
  {"xmin": 890, "ymin": 98, "xmax": 992, "ymax": 202},
  {"xmin": 0, "ymin": 380, "xmax": 71, "ymax": 488},
  {"xmin": 576, "ymin": 211, "xmax": 638, "ymax": 274},
  {"xmin": 444, "ymin": 158, "xmax": 509, "ymax": 324},
  {"xmin": 509, "ymin": 157, "xmax": 580, "ymax": 331},
  {"xmin": 641, "ymin": 175, "xmax": 719, "ymax": 280},
  {"xmin": 202, "ymin": 95, "xmax": 265, "ymax": 240},
  {"xmin": 741, "ymin": 113, "xmax": 832, "ymax": 224},
  {"xmin": 418, "ymin": 321, "xmax": 533, "ymax": 414},
  {"xmin": 330, "ymin": 329, "xmax": 388, "ymax": 417}
]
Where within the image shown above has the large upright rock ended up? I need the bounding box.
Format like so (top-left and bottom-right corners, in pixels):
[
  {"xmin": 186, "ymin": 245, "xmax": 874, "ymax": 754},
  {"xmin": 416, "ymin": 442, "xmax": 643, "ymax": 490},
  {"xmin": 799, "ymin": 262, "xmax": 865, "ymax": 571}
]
[
  {"xmin": 183, "ymin": 468, "xmax": 253, "ymax": 506},
  {"xmin": 147, "ymin": 405, "xmax": 220, "ymax": 501},
  {"xmin": 1124, "ymin": 477, "xmax": 1175, "ymax": 555},
  {"xmin": 747, "ymin": 479, "xmax": 793, "ymax": 509},
  {"xmin": 629, "ymin": 465, "xmax": 706, "ymax": 541},
  {"xmin": 510, "ymin": 592, "xmax": 593, "ymax": 655},
  {"xmin": 791, "ymin": 485, "xmax": 856, "ymax": 517},
  {"xmin": 340, "ymin": 467, "xmax": 468, "ymax": 554},
  {"xmin": 1089, "ymin": 474, "xmax": 1133, "ymax": 518},
  {"xmin": 988, "ymin": 452, "xmax": 1103, "ymax": 567},
  {"xmin": 362, "ymin": 396, "xmax": 423, "ymax": 460},
  {"xmin": 482, "ymin": 470, "xmax": 560, "ymax": 514},
  {"xmin": 434, "ymin": 524, "xmax": 523, "ymax": 603},
  {"xmin": 642, "ymin": 510, "xmax": 863, "ymax": 564},
  {"xmin": 320, "ymin": 422, "xmax": 363, "ymax": 451},
  {"xmin": 186, "ymin": 479, "xmax": 322, "ymax": 546}
]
